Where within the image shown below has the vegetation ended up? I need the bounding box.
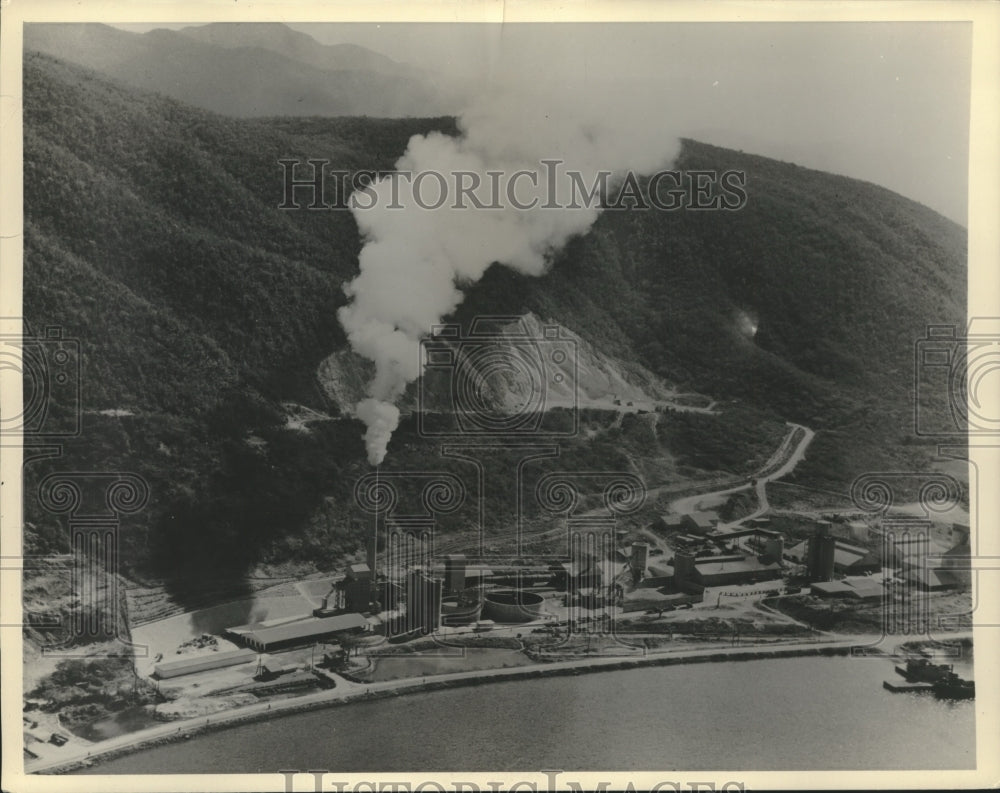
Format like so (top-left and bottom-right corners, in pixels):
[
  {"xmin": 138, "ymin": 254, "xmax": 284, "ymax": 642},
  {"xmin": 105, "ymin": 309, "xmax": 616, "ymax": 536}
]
[
  {"xmin": 22, "ymin": 51, "xmax": 965, "ymax": 612},
  {"xmin": 29, "ymin": 656, "xmax": 160, "ymax": 727}
]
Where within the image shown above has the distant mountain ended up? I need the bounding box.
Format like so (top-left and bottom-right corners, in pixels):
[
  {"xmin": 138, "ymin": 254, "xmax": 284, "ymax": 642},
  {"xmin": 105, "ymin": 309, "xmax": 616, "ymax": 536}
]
[
  {"xmin": 23, "ymin": 22, "xmax": 451, "ymax": 117},
  {"xmin": 22, "ymin": 51, "xmax": 965, "ymax": 607},
  {"xmin": 177, "ymin": 22, "xmax": 412, "ymax": 78}
]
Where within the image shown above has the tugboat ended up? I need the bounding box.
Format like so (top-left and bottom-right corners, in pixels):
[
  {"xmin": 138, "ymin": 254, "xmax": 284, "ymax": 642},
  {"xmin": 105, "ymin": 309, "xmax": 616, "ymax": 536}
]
[{"xmin": 932, "ymin": 671, "xmax": 975, "ymax": 700}]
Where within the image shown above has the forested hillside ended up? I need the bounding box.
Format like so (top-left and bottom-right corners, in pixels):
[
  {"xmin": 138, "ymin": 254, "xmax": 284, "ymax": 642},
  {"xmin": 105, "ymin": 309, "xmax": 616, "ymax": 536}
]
[{"xmin": 22, "ymin": 51, "xmax": 965, "ymax": 607}]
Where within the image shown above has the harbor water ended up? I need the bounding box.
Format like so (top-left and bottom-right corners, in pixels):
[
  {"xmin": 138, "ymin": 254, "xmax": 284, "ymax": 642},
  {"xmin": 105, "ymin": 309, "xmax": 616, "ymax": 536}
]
[{"xmin": 76, "ymin": 654, "xmax": 976, "ymax": 773}]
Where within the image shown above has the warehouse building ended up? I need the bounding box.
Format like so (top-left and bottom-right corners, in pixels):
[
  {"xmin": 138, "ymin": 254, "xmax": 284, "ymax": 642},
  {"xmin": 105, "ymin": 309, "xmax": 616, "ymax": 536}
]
[
  {"xmin": 228, "ymin": 613, "xmax": 369, "ymax": 653},
  {"xmin": 153, "ymin": 647, "xmax": 256, "ymax": 679}
]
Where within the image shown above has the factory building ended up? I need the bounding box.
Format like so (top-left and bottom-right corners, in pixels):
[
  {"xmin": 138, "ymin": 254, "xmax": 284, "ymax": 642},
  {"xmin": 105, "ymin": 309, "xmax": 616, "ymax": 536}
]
[
  {"xmin": 642, "ymin": 562, "xmax": 674, "ymax": 588},
  {"xmin": 153, "ymin": 648, "xmax": 256, "ymax": 680},
  {"xmin": 228, "ymin": 613, "xmax": 369, "ymax": 653},
  {"xmin": 483, "ymin": 565, "xmax": 552, "ymax": 588},
  {"xmin": 800, "ymin": 527, "xmax": 877, "ymax": 580},
  {"xmin": 405, "ymin": 569, "xmax": 443, "ymax": 634},
  {"xmin": 690, "ymin": 555, "xmax": 782, "ymax": 587},
  {"xmin": 673, "ymin": 550, "xmax": 782, "ymax": 590},
  {"xmin": 681, "ymin": 511, "xmax": 719, "ymax": 535}
]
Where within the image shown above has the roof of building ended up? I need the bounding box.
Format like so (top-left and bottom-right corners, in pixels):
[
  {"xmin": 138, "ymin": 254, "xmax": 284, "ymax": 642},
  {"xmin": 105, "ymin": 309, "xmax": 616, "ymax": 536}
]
[
  {"xmin": 841, "ymin": 577, "xmax": 885, "ymax": 599},
  {"xmin": 697, "ymin": 553, "xmax": 746, "ymax": 564},
  {"xmin": 154, "ymin": 648, "xmax": 255, "ymax": 675},
  {"xmin": 833, "ymin": 546, "xmax": 865, "ymax": 568},
  {"xmin": 811, "ymin": 581, "xmax": 854, "ymax": 596},
  {"xmin": 348, "ymin": 563, "xmax": 371, "ymax": 575},
  {"xmin": 243, "ymin": 613, "xmax": 369, "ymax": 647},
  {"xmin": 903, "ymin": 566, "xmax": 962, "ymax": 588},
  {"xmin": 686, "ymin": 511, "xmax": 719, "ymax": 527},
  {"xmin": 693, "ymin": 556, "xmax": 780, "ymax": 577}
]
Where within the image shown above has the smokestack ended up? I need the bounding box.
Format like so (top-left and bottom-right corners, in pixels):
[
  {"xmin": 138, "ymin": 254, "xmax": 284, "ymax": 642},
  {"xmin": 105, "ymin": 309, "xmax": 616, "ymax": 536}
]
[
  {"xmin": 338, "ymin": 88, "xmax": 681, "ymax": 464},
  {"xmin": 368, "ymin": 513, "xmax": 384, "ymax": 579}
]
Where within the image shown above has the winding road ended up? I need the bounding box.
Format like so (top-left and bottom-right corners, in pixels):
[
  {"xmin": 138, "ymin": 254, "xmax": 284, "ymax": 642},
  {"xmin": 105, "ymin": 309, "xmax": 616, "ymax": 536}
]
[{"xmin": 670, "ymin": 423, "xmax": 815, "ymax": 528}]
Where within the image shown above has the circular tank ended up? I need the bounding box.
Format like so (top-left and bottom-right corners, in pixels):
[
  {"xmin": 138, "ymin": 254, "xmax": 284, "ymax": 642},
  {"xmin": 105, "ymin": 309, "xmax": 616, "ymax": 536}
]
[{"xmin": 482, "ymin": 589, "xmax": 545, "ymax": 623}]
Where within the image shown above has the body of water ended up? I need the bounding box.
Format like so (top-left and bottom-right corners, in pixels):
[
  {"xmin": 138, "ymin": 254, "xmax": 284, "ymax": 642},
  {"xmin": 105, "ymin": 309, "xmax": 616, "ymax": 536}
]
[{"xmin": 77, "ymin": 655, "xmax": 976, "ymax": 773}]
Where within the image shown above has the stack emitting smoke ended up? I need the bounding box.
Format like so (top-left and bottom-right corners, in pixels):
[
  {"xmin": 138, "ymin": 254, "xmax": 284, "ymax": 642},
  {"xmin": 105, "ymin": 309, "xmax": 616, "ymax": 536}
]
[{"xmin": 338, "ymin": 87, "xmax": 681, "ymax": 465}]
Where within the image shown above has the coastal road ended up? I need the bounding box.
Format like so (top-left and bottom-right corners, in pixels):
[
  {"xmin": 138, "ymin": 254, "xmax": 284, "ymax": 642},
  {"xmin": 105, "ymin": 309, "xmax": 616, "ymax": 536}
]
[{"xmin": 27, "ymin": 627, "xmax": 949, "ymax": 775}]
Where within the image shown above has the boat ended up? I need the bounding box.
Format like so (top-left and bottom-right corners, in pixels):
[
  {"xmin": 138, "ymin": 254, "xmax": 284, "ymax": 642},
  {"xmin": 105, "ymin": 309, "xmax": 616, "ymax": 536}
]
[
  {"xmin": 931, "ymin": 673, "xmax": 975, "ymax": 700},
  {"xmin": 895, "ymin": 658, "xmax": 953, "ymax": 683}
]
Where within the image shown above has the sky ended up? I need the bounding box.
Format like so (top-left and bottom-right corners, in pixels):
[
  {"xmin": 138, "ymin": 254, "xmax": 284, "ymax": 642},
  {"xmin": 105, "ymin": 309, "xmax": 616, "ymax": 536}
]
[
  {"xmin": 114, "ymin": 22, "xmax": 971, "ymax": 225},
  {"xmin": 291, "ymin": 22, "xmax": 971, "ymax": 225}
]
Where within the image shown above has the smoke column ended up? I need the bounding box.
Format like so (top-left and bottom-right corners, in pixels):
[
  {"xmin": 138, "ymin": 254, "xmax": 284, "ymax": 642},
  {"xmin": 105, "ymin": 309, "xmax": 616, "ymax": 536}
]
[{"xmin": 339, "ymin": 87, "xmax": 681, "ymax": 465}]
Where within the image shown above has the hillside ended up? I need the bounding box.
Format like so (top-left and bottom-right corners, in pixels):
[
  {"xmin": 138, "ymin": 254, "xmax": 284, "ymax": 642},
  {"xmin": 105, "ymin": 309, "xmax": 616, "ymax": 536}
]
[
  {"xmin": 21, "ymin": 51, "xmax": 965, "ymax": 608},
  {"xmin": 23, "ymin": 23, "xmax": 450, "ymax": 118}
]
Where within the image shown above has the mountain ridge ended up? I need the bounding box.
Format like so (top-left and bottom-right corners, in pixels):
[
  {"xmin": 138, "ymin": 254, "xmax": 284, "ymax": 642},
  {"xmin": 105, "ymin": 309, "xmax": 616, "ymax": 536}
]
[
  {"xmin": 21, "ymin": 50, "xmax": 965, "ymax": 605},
  {"xmin": 23, "ymin": 22, "xmax": 451, "ymax": 118}
]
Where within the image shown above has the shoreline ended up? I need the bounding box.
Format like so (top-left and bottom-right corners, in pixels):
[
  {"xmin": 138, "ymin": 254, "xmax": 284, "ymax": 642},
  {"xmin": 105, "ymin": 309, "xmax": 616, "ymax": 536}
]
[{"xmin": 35, "ymin": 635, "xmax": 884, "ymax": 775}]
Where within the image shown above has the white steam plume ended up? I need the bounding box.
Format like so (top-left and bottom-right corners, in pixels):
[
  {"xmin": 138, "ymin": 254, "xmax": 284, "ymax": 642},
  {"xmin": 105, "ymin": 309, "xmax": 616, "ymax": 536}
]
[{"xmin": 339, "ymin": 87, "xmax": 681, "ymax": 465}]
